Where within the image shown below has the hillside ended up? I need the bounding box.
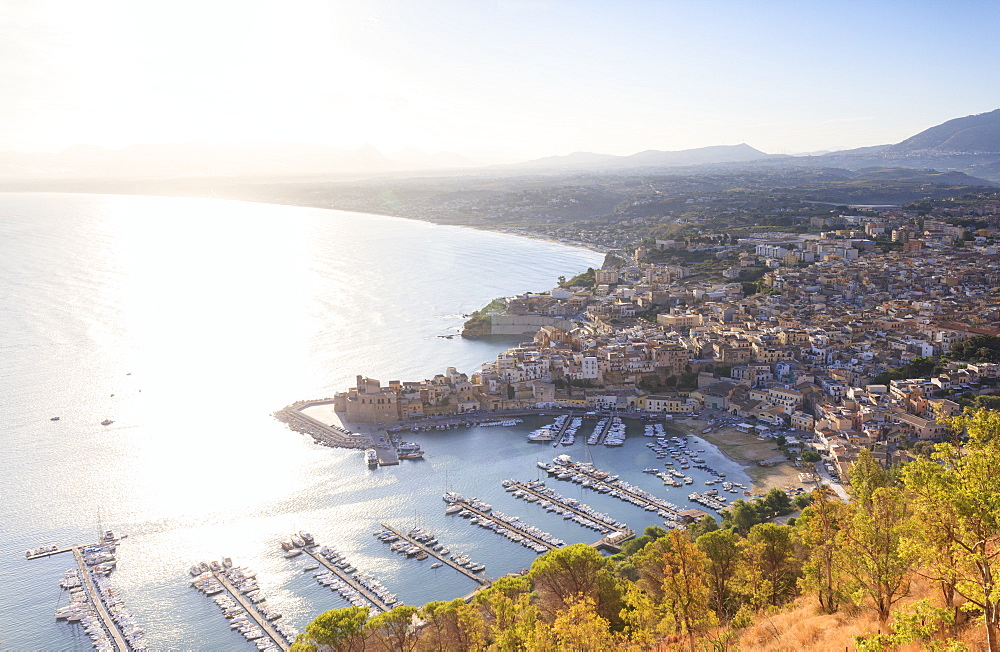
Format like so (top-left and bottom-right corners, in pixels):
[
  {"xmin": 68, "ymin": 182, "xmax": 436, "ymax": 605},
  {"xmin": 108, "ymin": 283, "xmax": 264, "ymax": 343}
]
[{"xmin": 887, "ymin": 108, "xmax": 1000, "ymax": 154}]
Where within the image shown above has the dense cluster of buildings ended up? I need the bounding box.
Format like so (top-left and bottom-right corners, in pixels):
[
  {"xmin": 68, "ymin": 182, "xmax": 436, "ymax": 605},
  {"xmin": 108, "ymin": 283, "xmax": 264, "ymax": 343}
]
[{"xmin": 334, "ymin": 223, "xmax": 999, "ymax": 478}]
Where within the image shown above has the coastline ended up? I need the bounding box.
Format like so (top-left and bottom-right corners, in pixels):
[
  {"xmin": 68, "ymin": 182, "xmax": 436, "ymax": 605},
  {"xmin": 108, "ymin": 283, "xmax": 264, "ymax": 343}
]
[{"xmin": 669, "ymin": 416, "xmax": 808, "ymax": 495}]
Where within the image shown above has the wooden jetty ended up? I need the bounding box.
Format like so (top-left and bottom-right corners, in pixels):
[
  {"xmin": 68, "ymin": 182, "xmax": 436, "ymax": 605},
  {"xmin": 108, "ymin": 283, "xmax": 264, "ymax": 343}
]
[
  {"xmin": 379, "ymin": 523, "xmax": 491, "ymax": 586},
  {"xmin": 300, "ymin": 548, "xmax": 395, "ymax": 612},
  {"xmin": 71, "ymin": 547, "xmax": 129, "ymax": 652},
  {"xmin": 211, "ymin": 570, "xmax": 289, "ymax": 651}
]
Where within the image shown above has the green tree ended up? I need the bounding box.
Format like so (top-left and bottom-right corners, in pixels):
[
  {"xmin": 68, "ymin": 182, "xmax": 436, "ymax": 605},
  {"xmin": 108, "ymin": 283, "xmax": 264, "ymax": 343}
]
[
  {"xmin": 686, "ymin": 514, "xmax": 718, "ymax": 540},
  {"xmin": 760, "ymin": 488, "xmax": 794, "ymax": 518},
  {"xmin": 365, "ymin": 605, "xmax": 420, "ymax": 652},
  {"xmin": 418, "ymin": 599, "xmax": 485, "ymax": 652},
  {"xmin": 802, "ymin": 449, "xmax": 822, "ymax": 463},
  {"xmin": 903, "ymin": 408, "xmax": 1000, "ymax": 650},
  {"xmin": 696, "ymin": 528, "xmax": 743, "ymax": 621},
  {"xmin": 472, "ymin": 576, "xmax": 539, "ymax": 651},
  {"xmin": 741, "ymin": 522, "xmax": 800, "ymax": 607},
  {"xmin": 847, "ymin": 448, "xmax": 894, "ymax": 507},
  {"xmin": 795, "ymin": 488, "xmax": 849, "ymax": 614},
  {"xmin": 293, "ymin": 606, "xmax": 369, "ymax": 652},
  {"xmin": 528, "ymin": 544, "xmax": 624, "ymax": 627},
  {"xmin": 838, "ymin": 486, "xmax": 912, "ymax": 622},
  {"xmin": 721, "ymin": 499, "xmax": 761, "ymax": 535}
]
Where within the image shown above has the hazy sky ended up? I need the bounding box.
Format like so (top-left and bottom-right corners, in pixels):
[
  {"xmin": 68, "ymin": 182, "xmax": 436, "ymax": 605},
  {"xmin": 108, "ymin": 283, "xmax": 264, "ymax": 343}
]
[{"xmin": 2, "ymin": 0, "xmax": 999, "ymax": 162}]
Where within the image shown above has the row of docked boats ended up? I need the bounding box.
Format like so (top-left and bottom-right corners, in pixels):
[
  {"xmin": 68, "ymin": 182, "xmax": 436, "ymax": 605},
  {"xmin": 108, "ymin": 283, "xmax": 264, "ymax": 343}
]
[
  {"xmin": 55, "ymin": 540, "xmax": 147, "ymax": 651},
  {"xmin": 586, "ymin": 416, "xmax": 626, "ymax": 446},
  {"xmin": 503, "ymin": 479, "xmax": 629, "ymax": 535},
  {"xmin": 549, "ymin": 456, "xmax": 683, "ymax": 524},
  {"xmin": 280, "ymin": 530, "xmax": 315, "ymax": 557},
  {"xmin": 26, "ymin": 544, "xmax": 59, "ymax": 558},
  {"xmin": 445, "ymin": 491, "xmax": 565, "ymax": 553},
  {"xmin": 190, "ymin": 559, "xmax": 296, "ymax": 649},
  {"xmin": 396, "ymin": 441, "xmax": 425, "ymax": 459},
  {"xmin": 478, "ymin": 418, "xmax": 523, "ymax": 427},
  {"xmin": 314, "ymin": 546, "xmax": 398, "ymax": 611},
  {"xmin": 643, "ymin": 423, "xmax": 668, "ymax": 438},
  {"xmin": 688, "ymin": 490, "xmax": 729, "ymax": 512},
  {"xmin": 555, "ymin": 416, "xmax": 583, "ymax": 446},
  {"xmin": 527, "ymin": 414, "xmax": 567, "ymax": 442}
]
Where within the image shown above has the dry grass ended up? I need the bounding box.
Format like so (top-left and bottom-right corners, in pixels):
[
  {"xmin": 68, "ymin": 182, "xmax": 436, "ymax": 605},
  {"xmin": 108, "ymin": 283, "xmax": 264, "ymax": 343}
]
[{"xmin": 730, "ymin": 577, "xmax": 987, "ymax": 652}]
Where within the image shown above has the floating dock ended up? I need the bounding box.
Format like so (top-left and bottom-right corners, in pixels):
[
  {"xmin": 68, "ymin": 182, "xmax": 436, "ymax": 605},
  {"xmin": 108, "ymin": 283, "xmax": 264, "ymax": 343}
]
[
  {"xmin": 71, "ymin": 547, "xmax": 130, "ymax": 652},
  {"xmin": 447, "ymin": 498, "xmax": 561, "ymax": 552},
  {"xmin": 505, "ymin": 480, "xmax": 635, "ymax": 551},
  {"xmin": 300, "ymin": 548, "xmax": 396, "ymax": 612},
  {"xmin": 378, "ymin": 523, "xmax": 491, "ymax": 585},
  {"xmin": 210, "ymin": 570, "xmax": 290, "ymax": 651},
  {"xmin": 26, "ymin": 542, "xmax": 103, "ymax": 560},
  {"xmin": 550, "ymin": 458, "xmax": 681, "ymax": 521}
]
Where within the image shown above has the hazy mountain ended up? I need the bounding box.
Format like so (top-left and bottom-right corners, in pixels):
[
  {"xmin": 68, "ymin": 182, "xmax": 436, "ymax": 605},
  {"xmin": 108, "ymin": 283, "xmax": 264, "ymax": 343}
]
[
  {"xmin": 0, "ymin": 141, "xmax": 476, "ymax": 181},
  {"xmin": 886, "ymin": 108, "xmax": 1000, "ymax": 154},
  {"xmin": 814, "ymin": 109, "xmax": 1000, "ymax": 182},
  {"xmin": 508, "ymin": 143, "xmax": 770, "ymax": 172}
]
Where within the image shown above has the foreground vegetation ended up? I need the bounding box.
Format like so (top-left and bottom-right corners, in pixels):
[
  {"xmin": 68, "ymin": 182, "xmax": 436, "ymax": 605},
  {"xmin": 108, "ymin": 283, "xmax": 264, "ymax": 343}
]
[{"xmin": 294, "ymin": 408, "xmax": 1000, "ymax": 651}]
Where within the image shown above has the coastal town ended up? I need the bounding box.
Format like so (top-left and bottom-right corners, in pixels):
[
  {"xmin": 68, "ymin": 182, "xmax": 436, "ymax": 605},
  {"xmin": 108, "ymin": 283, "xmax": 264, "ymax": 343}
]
[{"xmin": 287, "ymin": 199, "xmax": 1000, "ymax": 496}]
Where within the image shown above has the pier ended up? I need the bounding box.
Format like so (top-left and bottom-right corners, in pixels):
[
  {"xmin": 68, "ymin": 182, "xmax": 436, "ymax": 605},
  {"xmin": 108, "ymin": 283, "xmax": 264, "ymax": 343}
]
[
  {"xmin": 210, "ymin": 570, "xmax": 289, "ymax": 651},
  {"xmin": 505, "ymin": 481, "xmax": 635, "ymax": 550},
  {"xmin": 71, "ymin": 547, "xmax": 130, "ymax": 652},
  {"xmin": 379, "ymin": 523, "xmax": 491, "ymax": 586},
  {"xmin": 301, "ymin": 548, "xmax": 395, "ymax": 612},
  {"xmin": 449, "ymin": 499, "xmax": 560, "ymax": 551},
  {"xmin": 26, "ymin": 542, "xmax": 102, "ymax": 560},
  {"xmin": 588, "ymin": 418, "xmax": 612, "ymax": 445},
  {"xmin": 551, "ymin": 414, "xmax": 572, "ymax": 445},
  {"xmin": 551, "ymin": 458, "xmax": 681, "ymax": 520}
]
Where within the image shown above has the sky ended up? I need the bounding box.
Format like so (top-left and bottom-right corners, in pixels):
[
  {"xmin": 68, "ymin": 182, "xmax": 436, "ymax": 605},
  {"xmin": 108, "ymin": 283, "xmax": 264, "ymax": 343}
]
[{"xmin": 1, "ymin": 0, "xmax": 999, "ymax": 163}]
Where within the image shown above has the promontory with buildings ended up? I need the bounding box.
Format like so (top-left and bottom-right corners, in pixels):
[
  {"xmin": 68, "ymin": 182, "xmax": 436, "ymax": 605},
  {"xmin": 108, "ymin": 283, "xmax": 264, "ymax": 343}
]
[{"xmin": 278, "ymin": 197, "xmax": 1000, "ymax": 489}]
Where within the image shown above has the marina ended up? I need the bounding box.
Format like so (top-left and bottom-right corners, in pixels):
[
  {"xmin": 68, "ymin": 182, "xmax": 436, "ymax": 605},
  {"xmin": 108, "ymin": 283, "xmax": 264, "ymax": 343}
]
[
  {"xmin": 443, "ymin": 492, "xmax": 565, "ymax": 552},
  {"xmin": 299, "ymin": 544, "xmax": 398, "ymax": 613},
  {"xmin": 546, "ymin": 456, "xmax": 683, "ymax": 526},
  {"xmin": 503, "ymin": 479, "xmax": 635, "ymax": 550},
  {"xmin": 45, "ymin": 534, "xmax": 148, "ymax": 652},
  {"xmin": 191, "ymin": 559, "xmax": 294, "ymax": 650},
  {"xmin": 376, "ymin": 523, "xmax": 491, "ymax": 585}
]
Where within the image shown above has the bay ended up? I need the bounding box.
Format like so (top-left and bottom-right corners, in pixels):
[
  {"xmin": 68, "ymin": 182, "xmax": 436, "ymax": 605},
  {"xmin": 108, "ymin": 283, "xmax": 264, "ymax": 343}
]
[{"xmin": 0, "ymin": 193, "xmax": 747, "ymax": 649}]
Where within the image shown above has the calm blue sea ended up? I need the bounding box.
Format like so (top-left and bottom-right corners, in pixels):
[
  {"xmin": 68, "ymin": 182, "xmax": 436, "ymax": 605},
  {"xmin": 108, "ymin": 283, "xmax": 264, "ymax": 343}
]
[{"xmin": 0, "ymin": 193, "xmax": 747, "ymax": 650}]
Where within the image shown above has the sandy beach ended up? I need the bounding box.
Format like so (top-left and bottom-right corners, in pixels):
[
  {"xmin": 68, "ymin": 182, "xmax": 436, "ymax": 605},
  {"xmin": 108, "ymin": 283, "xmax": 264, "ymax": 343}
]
[{"xmin": 671, "ymin": 416, "xmax": 812, "ymax": 494}]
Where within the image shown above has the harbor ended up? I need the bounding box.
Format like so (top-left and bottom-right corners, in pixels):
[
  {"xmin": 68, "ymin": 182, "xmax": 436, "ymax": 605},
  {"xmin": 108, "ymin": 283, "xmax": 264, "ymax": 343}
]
[
  {"xmin": 377, "ymin": 523, "xmax": 491, "ymax": 585},
  {"xmin": 45, "ymin": 534, "xmax": 148, "ymax": 652},
  {"xmin": 16, "ymin": 415, "xmax": 754, "ymax": 649}
]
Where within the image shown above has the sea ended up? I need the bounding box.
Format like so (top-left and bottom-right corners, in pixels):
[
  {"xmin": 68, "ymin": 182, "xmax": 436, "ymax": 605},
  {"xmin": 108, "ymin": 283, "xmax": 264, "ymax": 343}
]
[{"xmin": 0, "ymin": 193, "xmax": 749, "ymax": 650}]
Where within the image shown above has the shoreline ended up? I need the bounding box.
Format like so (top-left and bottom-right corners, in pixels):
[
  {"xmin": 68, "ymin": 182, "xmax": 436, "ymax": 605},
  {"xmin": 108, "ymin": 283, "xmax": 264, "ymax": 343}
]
[
  {"xmin": 276, "ymin": 398, "xmax": 804, "ymax": 497},
  {"xmin": 669, "ymin": 416, "xmax": 810, "ymax": 495},
  {"xmin": 0, "ymin": 188, "xmax": 610, "ymax": 257}
]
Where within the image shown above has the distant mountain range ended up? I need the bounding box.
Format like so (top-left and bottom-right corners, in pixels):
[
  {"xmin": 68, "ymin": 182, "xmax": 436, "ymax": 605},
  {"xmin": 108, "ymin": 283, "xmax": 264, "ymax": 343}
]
[
  {"xmin": 505, "ymin": 143, "xmax": 771, "ymax": 171},
  {"xmin": 1, "ymin": 108, "xmax": 999, "ymax": 183},
  {"xmin": 0, "ymin": 141, "xmax": 476, "ymax": 180}
]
